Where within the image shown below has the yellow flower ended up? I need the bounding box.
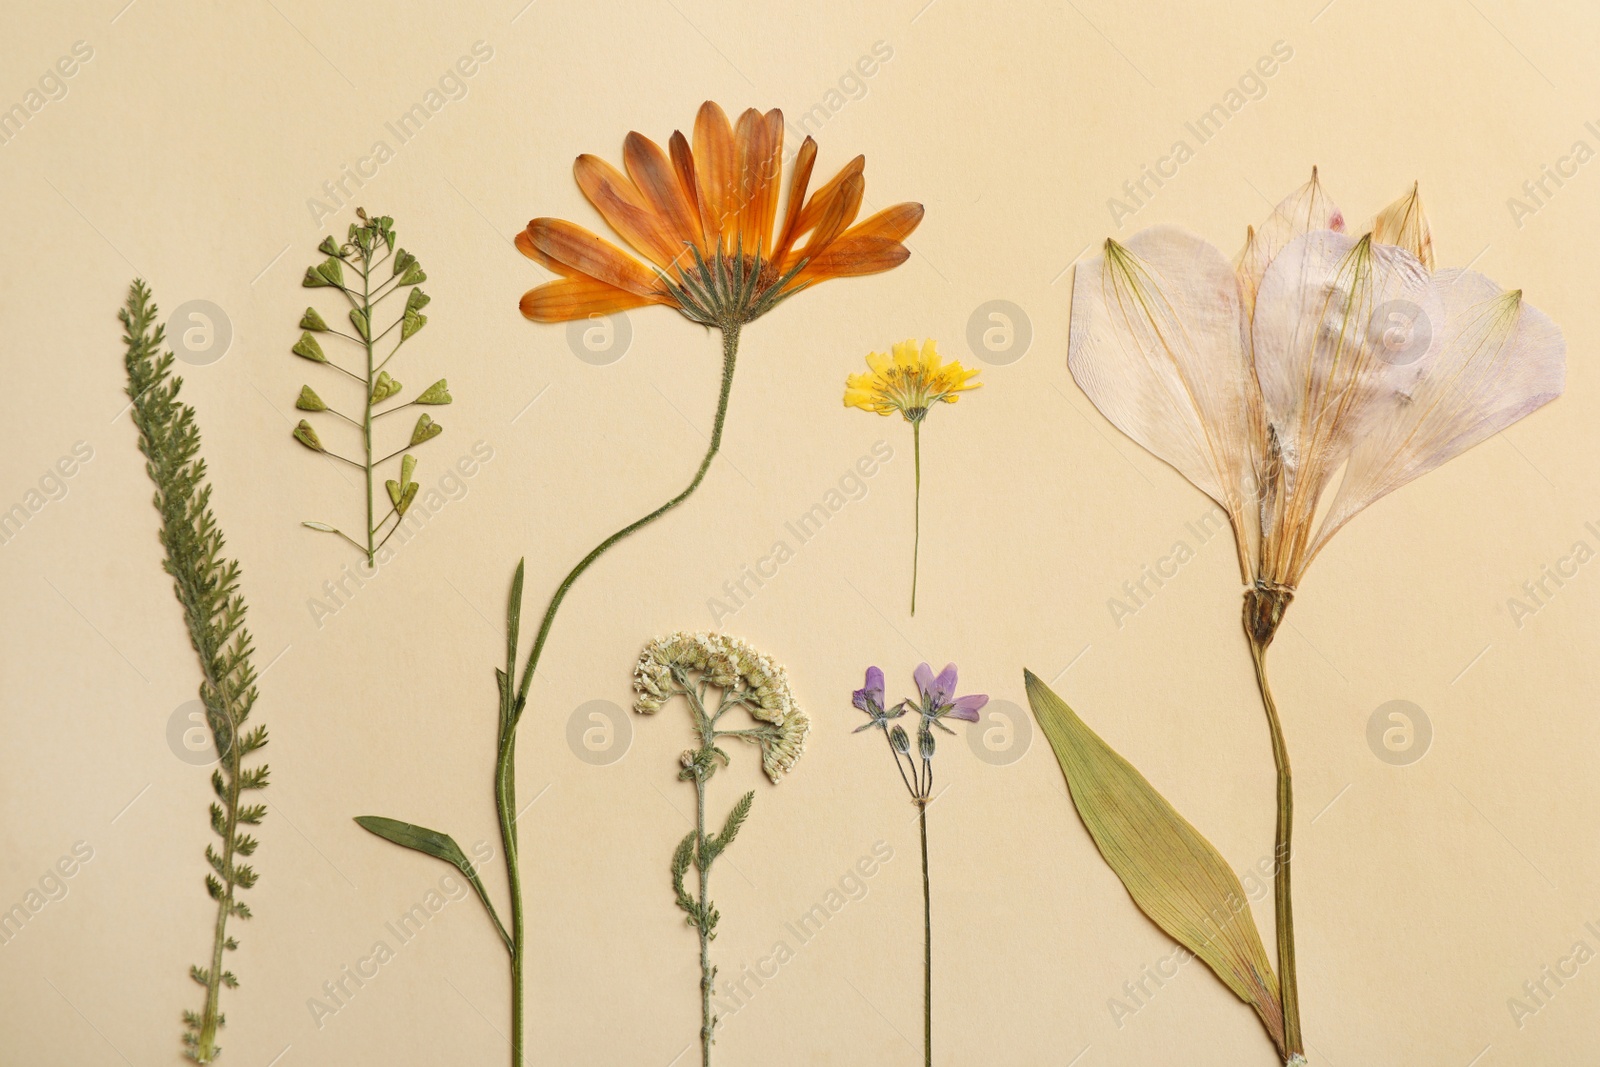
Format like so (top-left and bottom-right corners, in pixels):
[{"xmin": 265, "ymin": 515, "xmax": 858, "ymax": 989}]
[{"xmin": 843, "ymin": 339, "xmax": 980, "ymax": 422}]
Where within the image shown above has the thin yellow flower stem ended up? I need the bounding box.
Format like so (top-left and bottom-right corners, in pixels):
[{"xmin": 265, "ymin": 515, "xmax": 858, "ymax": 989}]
[
  {"xmin": 1248, "ymin": 636, "xmax": 1302, "ymax": 1060},
  {"xmin": 911, "ymin": 418, "xmax": 921, "ymax": 615}
]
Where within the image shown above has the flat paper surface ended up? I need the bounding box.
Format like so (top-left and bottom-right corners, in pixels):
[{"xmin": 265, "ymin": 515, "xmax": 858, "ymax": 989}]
[{"xmin": 1, "ymin": 1, "xmax": 1595, "ymax": 1064}]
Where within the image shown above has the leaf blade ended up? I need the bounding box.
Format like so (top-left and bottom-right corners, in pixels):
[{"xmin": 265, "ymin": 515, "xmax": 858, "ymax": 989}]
[{"xmin": 1023, "ymin": 669, "xmax": 1285, "ymax": 1053}]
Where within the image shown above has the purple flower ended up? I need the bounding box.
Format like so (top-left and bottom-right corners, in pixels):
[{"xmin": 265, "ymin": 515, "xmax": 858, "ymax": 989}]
[
  {"xmin": 854, "ymin": 666, "xmax": 885, "ymax": 715},
  {"xmin": 913, "ymin": 662, "xmax": 988, "ymax": 730},
  {"xmin": 852, "ymin": 666, "xmax": 904, "ymax": 732}
]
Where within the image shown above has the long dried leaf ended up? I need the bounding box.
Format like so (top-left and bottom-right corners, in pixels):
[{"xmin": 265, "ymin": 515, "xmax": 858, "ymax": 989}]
[{"xmin": 1023, "ymin": 670, "xmax": 1284, "ymax": 1053}]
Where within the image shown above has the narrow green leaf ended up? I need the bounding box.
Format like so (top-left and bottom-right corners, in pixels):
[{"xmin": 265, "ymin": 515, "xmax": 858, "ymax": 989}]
[
  {"xmin": 353, "ymin": 816, "xmax": 511, "ymax": 954},
  {"xmin": 1023, "ymin": 669, "xmax": 1285, "ymax": 1053},
  {"xmin": 301, "ymin": 522, "xmax": 338, "ymax": 533}
]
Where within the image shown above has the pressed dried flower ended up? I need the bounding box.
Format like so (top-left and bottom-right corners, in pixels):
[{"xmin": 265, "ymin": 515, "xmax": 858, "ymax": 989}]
[
  {"xmin": 1055, "ymin": 170, "xmax": 1565, "ymax": 1065},
  {"xmin": 844, "ymin": 339, "xmax": 979, "ymax": 614},
  {"xmin": 517, "ymin": 102, "xmax": 924, "ymax": 328},
  {"xmin": 851, "ymin": 662, "xmax": 986, "ymax": 1067},
  {"xmin": 633, "ymin": 631, "xmax": 806, "ymax": 1065}
]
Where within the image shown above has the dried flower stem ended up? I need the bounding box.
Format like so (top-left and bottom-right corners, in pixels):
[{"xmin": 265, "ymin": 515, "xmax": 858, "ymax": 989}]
[
  {"xmin": 1244, "ymin": 587, "xmax": 1302, "ymax": 1063},
  {"xmin": 911, "ymin": 418, "xmax": 921, "ymax": 616},
  {"xmin": 504, "ymin": 326, "xmax": 740, "ymax": 1066},
  {"xmin": 917, "ymin": 799, "xmax": 932, "ymax": 1067},
  {"xmin": 293, "ymin": 210, "xmax": 447, "ymax": 564},
  {"xmin": 122, "ymin": 281, "xmax": 268, "ymax": 1063}
]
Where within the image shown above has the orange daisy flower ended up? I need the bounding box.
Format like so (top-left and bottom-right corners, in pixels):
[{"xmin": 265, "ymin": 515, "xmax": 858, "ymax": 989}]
[{"xmin": 516, "ymin": 101, "xmax": 924, "ymax": 328}]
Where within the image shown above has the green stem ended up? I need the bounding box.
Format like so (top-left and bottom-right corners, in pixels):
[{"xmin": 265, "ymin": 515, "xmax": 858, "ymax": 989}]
[
  {"xmin": 918, "ymin": 799, "xmax": 931, "ymax": 1067},
  {"xmin": 911, "ymin": 418, "xmax": 921, "ymax": 616},
  {"xmin": 495, "ymin": 728, "xmax": 524, "ymax": 1067},
  {"xmin": 490, "ymin": 325, "xmax": 741, "ymax": 1067},
  {"xmin": 1249, "ymin": 638, "xmax": 1301, "ymax": 1059},
  {"xmin": 360, "ymin": 251, "xmax": 376, "ymax": 567},
  {"xmin": 194, "ymin": 690, "xmax": 243, "ymax": 1063},
  {"xmin": 511, "ymin": 325, "xmax": 741, "ymax": 712},
  {"xmin": 695, "ymin": 773, "xmax": 714, "ymax": 1066}
]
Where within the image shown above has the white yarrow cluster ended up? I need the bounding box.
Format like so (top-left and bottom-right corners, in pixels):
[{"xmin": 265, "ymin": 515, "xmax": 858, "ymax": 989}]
[{"xmin": 632, "ymin": 631, "xmax": 809, "ymax": 782}]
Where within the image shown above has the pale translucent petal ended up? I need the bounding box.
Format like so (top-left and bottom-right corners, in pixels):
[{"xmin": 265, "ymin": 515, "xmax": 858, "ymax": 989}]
[
  {"xmin": 1069, "ymin": 226, "xmax": 1259, "ymax": 574},
  {"xmin": 1248, "ymin": 230, "xmax": 1436, "ymax": 584},
  {"xmin": 1308, "ymin": 270, "xmax": 1564, "ymax": 560},
  {"xmin": 1237, "ymin": 168, "xmax": 1345, "ymax": 325},
  {"xmin": 1372, "ymin": 182, "xmax": 1434, "ymax": 271}
]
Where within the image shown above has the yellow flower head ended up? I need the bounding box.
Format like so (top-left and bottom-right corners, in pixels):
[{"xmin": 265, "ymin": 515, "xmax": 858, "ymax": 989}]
[{"xmin": 843, "ymin": 339, "xmax": 980, "ymax": 422}]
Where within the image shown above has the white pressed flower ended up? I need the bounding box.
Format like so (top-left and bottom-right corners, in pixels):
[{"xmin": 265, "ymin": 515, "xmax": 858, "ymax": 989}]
[
  {"xmin": 1069, "ymin": 170, "xmax": 1564, "ymax": 633},
  {"xmin": 631, "ymin": 631, "xmax": 808, "ymax": 782},
  {"xmin": 1064, "ymin": 170, "xmax": 1566, "ymax": 1065}
]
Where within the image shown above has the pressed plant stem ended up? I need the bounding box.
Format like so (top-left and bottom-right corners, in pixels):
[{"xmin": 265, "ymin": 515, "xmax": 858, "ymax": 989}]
[
  {"xmin": 910, "ymin": 419, "xmax": 921, "ymax": 615},
  {"xmin": 917, "ymin": 798, "xmax": 932, "ymax": 1067},
  {"xmin": 360, "ymin": 254, "xmax": 376, "ymax": 567},
  {"xmin": 513, "ymin": 324, "xmax": 740, "ymax": 707},
  {"xmin": 194, "ymin": 682, "xmax": 244, "ymax": 1062},
  {"xmin": 494, "ymin": 729, "xmax": 524, "ymax": 1067},
  {"xmin": 1249, "ymin": 638, "xmax": 1302, "ymax": 1060},
  {"xmin": 493, "ymin": 325, "xmax": 741, "ymax": 1067},
  {"xmin": 694, "ymin": 773, "xmax": 714, "ymax": 1066}
]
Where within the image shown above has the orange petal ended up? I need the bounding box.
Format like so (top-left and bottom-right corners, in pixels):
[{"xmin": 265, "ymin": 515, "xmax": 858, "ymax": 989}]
[
  {"xmin": 733, "ymin": 108, "xmax": 783, "ymax": 255},
  {"xmin": 668, "ymin": 130, "xmax": 705, "ymax": 248},
  {"xmin": 772, "ymin": 136, "xmax": 817, "ymax": 264},
  {"xmin": 795, "ymin": 236, "xmax": 910, "ymax": 285},
  {"xmin": 515, "ymin": 226, "xmax": 574, "ymax": 275},
  {"xmin": 574, "ymin": 153, "xmax": 680, "ymax": 267},
  {"xmin": 693, "ymin": 101, "xmax": 736, "ymax": 250},
  {"xmin": 795, "ymin": 172, "xmax": 864, "ymax": 262},
  {"xmin": 624, "ymin": 131, "xmax": 703, "ymax": 267},
  {"xmin": 526, "ymin": 217, "xmax": 664, "ymax": 297},
  {"xmin": 792, "ymin": 156, "xmax": 865, "ymax": 239},
  {"xmin": 519, "ymin": 277, "xmax": 665, "ymax": 322},
  {"xmin": 839, "ymin": 202, "xmax": 925, "ymax": 244}
]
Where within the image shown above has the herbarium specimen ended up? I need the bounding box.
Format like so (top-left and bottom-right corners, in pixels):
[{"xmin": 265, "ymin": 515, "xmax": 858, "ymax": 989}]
[
  {"xmin": 291, "ymin": 208, "xmax": 451, "ymax": 564},
  {"xmin": 1028, "ymin": 172, "xmax": 1564, "ymax": 1064},
  {"xmin": 851, "ymin": 664, "xmax": 985, "ymax": 1067},
  {"xmin": 357, "ymin": 103, "xmax": 921, "ymax": 1067},
  {"xmin": 844, "ymin": 340, "xmax": 980, "ymax": 613},
  {"xmin": 121, "ymin": 281, "xmax": 269, "ymax": 1063},
  {"xmin": 633, "ymin": 632, "xmax": 808, "ymax": 1065}
]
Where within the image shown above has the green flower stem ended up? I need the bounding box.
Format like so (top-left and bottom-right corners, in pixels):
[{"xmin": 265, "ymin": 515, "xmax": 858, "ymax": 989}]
[
  {"xmin": 918, "ymin": 798, "xmax": 932, "ymax": 1067},
  {"xmin": 496, "ymin": 324, "xmax": 741, "ymax": 1067},
  {"xmin": 911, "ymin": 418, "xmax": 922, "ymax": 616},
  {"xmin": 495, "ymin": 726, "xmax": 525, "ymax": 1067},
  {"xmin": 511, "ymin": 324, "xmax": 741, "ymax": 713},
  {"xmin": 1249, "ymin": 638, "xmax": 1301, "ymax": 1060}
]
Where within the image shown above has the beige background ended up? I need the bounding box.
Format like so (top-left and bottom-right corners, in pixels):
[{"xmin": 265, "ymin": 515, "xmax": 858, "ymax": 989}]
[{"xmin": 2, "ymin": 0, "xmax": 1597, "ymax": 1064}]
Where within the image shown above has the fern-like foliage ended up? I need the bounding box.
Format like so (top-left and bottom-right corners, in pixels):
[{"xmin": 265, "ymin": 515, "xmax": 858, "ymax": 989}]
[{"xmin": 121, "ymin": 280, "xmax": 268, "ymax": 1064}]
